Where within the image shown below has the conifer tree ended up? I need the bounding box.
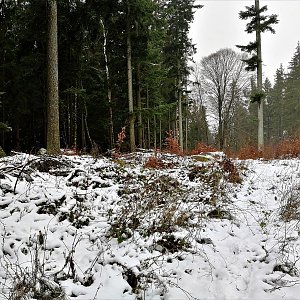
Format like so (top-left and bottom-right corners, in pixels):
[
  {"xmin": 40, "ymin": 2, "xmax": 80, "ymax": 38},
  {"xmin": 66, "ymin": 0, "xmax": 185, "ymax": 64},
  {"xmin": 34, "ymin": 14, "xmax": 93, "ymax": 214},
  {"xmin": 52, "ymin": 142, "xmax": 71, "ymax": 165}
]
[
  {"xmin": 162, "ymin": 0, "xmax": 202, "ymax": 150},
  {"xmin": 237, "ymin": 0, "xmax": 278, "ymax": 151},
  {"xmin": 267, "ymin": 65, "xmax": 285, "ymax": 141},
  {"xmin": 126, "ymin": 0, "xmax": 135, "ymax": 152},
  {"xmin": 47, "ymin": 0, "xmax": 60, "ymax": 154},
  {"xmin": 284, "ymin": 42, "xmax": 300, "ymax": 136}
]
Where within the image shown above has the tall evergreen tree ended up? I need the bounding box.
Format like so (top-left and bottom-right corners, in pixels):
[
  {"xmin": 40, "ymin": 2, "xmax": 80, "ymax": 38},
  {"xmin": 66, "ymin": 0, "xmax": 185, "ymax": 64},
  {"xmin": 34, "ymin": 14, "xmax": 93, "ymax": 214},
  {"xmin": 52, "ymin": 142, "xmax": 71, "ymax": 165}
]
[
  {"xmin": 0, "ymin": 0, "xmax": 202, "ymax": 153},
  {"xmin": 237, "ymin": 0, "xmax": 278, "ymax": 150},
  {"xmin": 263, "ymin": 77, "xmax": 272, "ymax": 142},
  {"xmin": 284, "ymin": 42, "xmax": 300, "ymax": 136},
  {"xmin": 162, "ymin": 0, "xmax": 202, "ymax": 150},
  {"xmin": 125, "ymin": 0, "xmax": 135, "ymax": 152},
  {"xmin": 266, "ymin": 65, "xmax": 285, "ymax": 141},
  {"xmin": 0, "ymin": 1, "xmax": 48, "ymax": 152},
  {"xmin": 47, "ymin": 0, "xmax": 60, "ymax": 154}
]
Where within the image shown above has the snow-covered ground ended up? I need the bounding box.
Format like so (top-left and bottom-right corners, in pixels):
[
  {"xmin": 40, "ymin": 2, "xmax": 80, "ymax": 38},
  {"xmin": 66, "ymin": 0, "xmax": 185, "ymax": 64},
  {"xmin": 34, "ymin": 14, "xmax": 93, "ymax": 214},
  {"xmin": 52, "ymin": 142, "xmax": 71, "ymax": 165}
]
[{"xmin": 0, "ymin": 151, "xmax": 299, "ymax": 300}]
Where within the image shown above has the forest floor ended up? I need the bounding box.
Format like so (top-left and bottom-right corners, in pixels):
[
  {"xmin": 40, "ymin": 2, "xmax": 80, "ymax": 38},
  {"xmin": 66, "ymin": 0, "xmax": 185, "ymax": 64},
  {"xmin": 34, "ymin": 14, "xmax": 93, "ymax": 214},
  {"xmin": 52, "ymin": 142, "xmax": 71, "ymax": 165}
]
[{"xmin": 0, "ymin": 151, "xmax": 300, "ymax": 300}]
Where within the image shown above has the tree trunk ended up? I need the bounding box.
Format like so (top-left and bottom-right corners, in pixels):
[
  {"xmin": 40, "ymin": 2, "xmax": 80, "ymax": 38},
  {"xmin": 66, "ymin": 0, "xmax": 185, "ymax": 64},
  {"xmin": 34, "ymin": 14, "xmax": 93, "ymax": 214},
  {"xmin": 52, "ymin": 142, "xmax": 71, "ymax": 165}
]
[
  {"xmin": 81, "ymin": 112, "xmax": 86, "ymax": 151},
  {"xmin": 126, "ymin": 0, "xmax": 135, "ymax": 152},
  {"xmin": 100, "ymin": 19, "xmax": 114, "ymax": 149},
  {"xmin": 185, "ymin": 116, "xmax": 188, "ymax": 151},
  {"xmin": 67, "ymin": 100, "xmax": 71, "ymax": 147},
  {"xmin": 84, "ymin": 100, "xmax": 93, "ymax": 147},
  {"xmin": 178, "ymin": 87, "xmax": 183, "ymax": 150},
  {"xmin": 159, "ymin": 117, "xmax": 162, "ymax": 150},
  {"xmin": 135, "ymin": 21, "xmax": 143, "ymax": 148},
  {"xmin": 146, "ymin": 84, "xmax": 150, "ymax": 149},
  {"xmin": 218, "ymin": 95, "xmax": 224, "ymax": 149},
  {"xmin": 256, "ymin": 0, "xmax": 264, "ymax": 151},
  {"xmin": 175, "ymin": 66, "xmax": 183, "ymax": 150},
  {"xmin": 74, "ymin": 92, "xmax": 77, "ymax": 149},
  {"xmin": 47, "ymin": 0, "xmax": 60, "ymax": 154},
  {"xmin": 153, "ymin": 114, "xmax": 157, "ymax": 149},
  {"xmin": 136, "ymin": 63, "xmax": 143, "ymax": 147}
]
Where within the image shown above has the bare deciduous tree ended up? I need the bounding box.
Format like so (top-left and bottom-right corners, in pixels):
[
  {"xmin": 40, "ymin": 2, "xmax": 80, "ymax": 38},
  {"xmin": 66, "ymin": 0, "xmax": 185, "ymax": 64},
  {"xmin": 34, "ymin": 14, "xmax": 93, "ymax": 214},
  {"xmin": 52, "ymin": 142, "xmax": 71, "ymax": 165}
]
[
  {"xmin": 190, "ymin": 63, "xmax": 210, "ymax": 145},
  {"xmin": 200, "ymin": 48, "xmax": 251, "ymax": 149}
]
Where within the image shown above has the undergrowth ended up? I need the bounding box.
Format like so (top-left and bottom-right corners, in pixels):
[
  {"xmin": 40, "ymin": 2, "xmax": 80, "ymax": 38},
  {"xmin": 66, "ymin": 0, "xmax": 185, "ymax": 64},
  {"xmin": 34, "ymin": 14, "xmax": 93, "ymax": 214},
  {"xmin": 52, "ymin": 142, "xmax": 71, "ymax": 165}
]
[
  {"xmin": 0, "ymin": 233, "xmax": 67, "ymax": 300},
  {"xmin": 229, "ymin": 138, "xmax": 300, "ymax": 160},
  {"xmin": 2, "ymin": 148, "xmax": 298, "ymax": 298}
]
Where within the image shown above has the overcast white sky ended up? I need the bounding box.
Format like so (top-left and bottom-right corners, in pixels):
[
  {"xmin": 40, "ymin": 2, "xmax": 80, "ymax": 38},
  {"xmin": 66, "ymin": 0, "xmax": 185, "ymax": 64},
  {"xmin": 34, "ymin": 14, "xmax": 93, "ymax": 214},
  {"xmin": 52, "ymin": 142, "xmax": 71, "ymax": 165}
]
[{"xmin": 190, "ymin": 0, "xmax": 300, "ymax": 83}]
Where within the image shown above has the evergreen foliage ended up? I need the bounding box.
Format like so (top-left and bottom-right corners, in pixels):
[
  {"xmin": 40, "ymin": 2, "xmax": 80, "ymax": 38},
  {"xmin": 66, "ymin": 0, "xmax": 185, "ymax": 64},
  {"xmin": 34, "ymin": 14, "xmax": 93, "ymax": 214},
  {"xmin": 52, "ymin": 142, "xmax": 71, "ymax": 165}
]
[
  {"xmin": 237, "ymin": 1, "xmax": 278, "ymax": 75},
  {"xmin": 0, "ymin": 0, "xmax": 199, "ymax": 152},
  {"xmin": 0, "ymin": 1, "xmax": 299, "ymax": 153},
  {"xmin": 237, "ymin": 0, "xmax": 278, "ymax": 150},
  {"xmin": 284, "ymin": 42, "xmax": 300, "ymax": 135},
  {"xmin": 264, "ymin": 44, "xmax": 300, "ymax": 141}
]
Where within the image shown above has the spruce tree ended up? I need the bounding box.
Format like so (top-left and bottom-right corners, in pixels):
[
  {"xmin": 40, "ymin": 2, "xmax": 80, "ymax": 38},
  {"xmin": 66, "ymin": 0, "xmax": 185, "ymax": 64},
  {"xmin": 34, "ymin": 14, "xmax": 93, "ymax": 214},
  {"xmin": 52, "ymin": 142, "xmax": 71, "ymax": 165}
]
[
  {"xmin": 162, "ymin": 0, "xmax": 202, "ymax": 150},
  {"xmin": 0, "ymin": 1, "xmax": 48, "ymax": 152},
  {"xmin": 237, "ymin": 0, "xmax": 278, "ymax": 151},
  {"xmin": 284, "ymin": 42, "xmax": 300, "ymax": 136},
  {"xmin": 267, "ymin": 65, "xmax": 285, "ymax": 141},
  {"xmin": 47, "ymin": 0, "xmax": 60, "ymax": 154}
]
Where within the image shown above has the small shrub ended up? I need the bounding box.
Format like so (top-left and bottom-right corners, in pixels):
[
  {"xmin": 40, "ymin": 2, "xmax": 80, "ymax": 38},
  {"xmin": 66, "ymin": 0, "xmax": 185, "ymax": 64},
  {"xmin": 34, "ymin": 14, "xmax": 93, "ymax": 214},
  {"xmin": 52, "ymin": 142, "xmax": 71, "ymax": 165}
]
[
  {"xmin": 231, "ymin": 137, "xmax": 300, "ymax": 160},
  {"xmin": 236, "ymin": 145, "xmax": 261, "ymax": 160},
  {"xmin": 273, "ymin": 263, "xmax": 299, "ymax": 277},
  {"xmin": 114, "ymin": 126, "xmax": 126, "ymax": 154},
  {"xmin": 4, "ymin": 238, "xmax": 67, "ymax": 300},
  {"xmin": 0, "ymin": 146, "xmax": 6, "ymax": 157},
  {"xmin": 123, "ymin": 269, "xmax": 139, "ymax": 293},
  {"xmin": 279, "ymin": 185, "xmax": 300, "ymax": 222},
  {"xmin": 219, "ymin": 158, "xmax": 242, "ymax": 184},
  {"xmin": 31, "ymin": 157, "xmax": 72, "ymax": 173},
  {"xmin": 188, "ymin": 165, "xmax": 209, "ymax": 181},
  {"xmin": 109, "ymin": 223, "xmax": 132, "ymax": 243},
  {"xmin": 90, "ymin": 142, "xmax": 100, "ymax": 158},
  {"xmin": 144, "ymin": 156, "xmax": 165, "ymax": 169},
  {"xmin": 164, "ymin": 131, "xmax": 182, "ymax": 155},
  {"xmin": 190, "ymin": 142, "xmax": 217, "ymax": 155},
  {"xmin": 262, "ymin": 144, "xmax": 276, "ymax": 160},
  {"xmin": 156, "ymin": 234, "xmax": 191, "ymax": 254},
  {"xmin": 275, "ymin": 138, "xmax": 300, "ymax": 158},
  {"xmin": 207, "ymin": 207, "xmax": 233, "ymax": 220}
]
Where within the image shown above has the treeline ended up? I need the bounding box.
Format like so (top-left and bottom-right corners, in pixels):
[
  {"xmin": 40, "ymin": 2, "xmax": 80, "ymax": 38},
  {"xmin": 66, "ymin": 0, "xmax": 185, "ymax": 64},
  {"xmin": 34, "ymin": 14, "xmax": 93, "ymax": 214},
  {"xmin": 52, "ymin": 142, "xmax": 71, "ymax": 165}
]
[
  {"xmin": 0, "ymin": 0, "xmax": 201, "ymax": 153},
  {"xmin": 189, "ymin": 43, "xmax": 300, "ymax": 152},
  {"xmin": 264, "ymin": 43, "xmax": 300, "ymax": 144},
  {"xmin": 0, "ymin": 1, "xmax": 299, "ymax": 154}
]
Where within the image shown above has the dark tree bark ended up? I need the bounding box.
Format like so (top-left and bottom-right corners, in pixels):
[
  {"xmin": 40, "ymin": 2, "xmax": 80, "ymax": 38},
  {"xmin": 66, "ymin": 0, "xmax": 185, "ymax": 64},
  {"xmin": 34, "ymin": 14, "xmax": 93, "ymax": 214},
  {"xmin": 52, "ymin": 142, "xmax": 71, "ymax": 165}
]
[{"xmin": 47, "ymin": 0, "xmax": 60, "ymax": 154}]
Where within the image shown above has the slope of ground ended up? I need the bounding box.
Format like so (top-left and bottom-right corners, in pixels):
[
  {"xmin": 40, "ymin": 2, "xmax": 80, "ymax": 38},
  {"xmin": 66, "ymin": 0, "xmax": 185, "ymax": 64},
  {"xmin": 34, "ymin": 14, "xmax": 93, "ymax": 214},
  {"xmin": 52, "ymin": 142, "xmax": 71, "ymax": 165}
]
[{"xmin": 0, "ymin": 152, "xmax": 299, "ymax": 300}]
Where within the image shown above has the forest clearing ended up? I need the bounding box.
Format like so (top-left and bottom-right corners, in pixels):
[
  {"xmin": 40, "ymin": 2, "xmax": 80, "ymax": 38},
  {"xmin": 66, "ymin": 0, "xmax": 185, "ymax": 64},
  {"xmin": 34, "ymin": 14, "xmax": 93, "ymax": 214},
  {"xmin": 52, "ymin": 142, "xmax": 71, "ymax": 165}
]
[
  {"xmin": 1, "ymin": 1, "xmax": 300, "ymax": 298},
  {"xmin": 0, "ymin": 150, "xmax": 299, "ymax": 299}
]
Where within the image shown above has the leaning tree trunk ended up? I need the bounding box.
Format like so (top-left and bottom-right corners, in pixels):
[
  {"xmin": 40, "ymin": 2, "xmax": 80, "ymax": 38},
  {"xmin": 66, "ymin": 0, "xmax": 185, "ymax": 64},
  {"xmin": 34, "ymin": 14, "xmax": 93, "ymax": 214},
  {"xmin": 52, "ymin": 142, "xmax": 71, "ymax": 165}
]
[
  {"xmin": 256, "ymin": 0, "xmax": 264, "ymax": 151},
  {"xmin": 47, "ymin": 0, "xmax": 60, "ymax": 154}
]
